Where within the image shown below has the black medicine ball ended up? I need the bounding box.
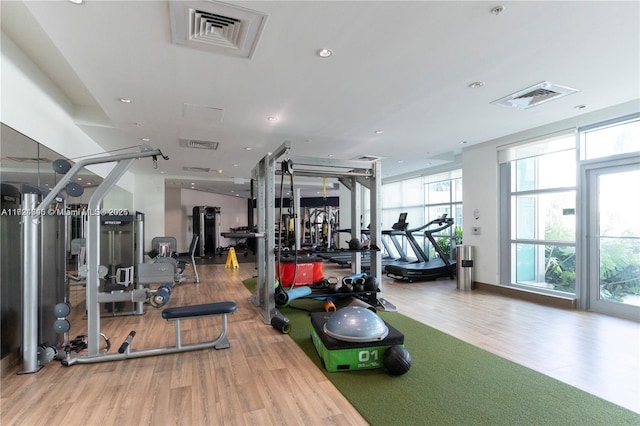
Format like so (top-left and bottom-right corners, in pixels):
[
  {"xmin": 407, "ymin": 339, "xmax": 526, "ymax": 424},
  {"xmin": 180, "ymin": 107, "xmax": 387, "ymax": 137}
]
[
  {"xmin": 363, "ymin": 275, "xmax": 378, "ymax": 291},
  {"xmin": 383, "ymin": 345, "xmax": 412, "ymax": 376},
  {"xmin": 348, "ymin": 238, "xmax": 362, "ymax": 250}
]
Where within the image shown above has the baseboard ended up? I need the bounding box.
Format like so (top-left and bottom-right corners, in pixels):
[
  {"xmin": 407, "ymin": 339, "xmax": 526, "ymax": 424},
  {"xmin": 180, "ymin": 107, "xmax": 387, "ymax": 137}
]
[{"xmin": 474, "ymin": 282, "xmax": 576, "ymax": 310}]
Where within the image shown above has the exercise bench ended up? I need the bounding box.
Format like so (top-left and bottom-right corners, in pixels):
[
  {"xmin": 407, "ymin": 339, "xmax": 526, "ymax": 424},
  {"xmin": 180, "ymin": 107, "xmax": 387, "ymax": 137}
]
[
  {"xmin": 62, "ymin": 301, "xmax": 237, "ymax": 366},
  {"xmin": 162, "ymin": 301, "xmax": 237, "ymax": 350}
]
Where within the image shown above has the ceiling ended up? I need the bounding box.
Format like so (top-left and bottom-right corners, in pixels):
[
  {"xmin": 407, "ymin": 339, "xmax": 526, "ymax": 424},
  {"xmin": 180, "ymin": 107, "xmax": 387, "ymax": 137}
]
[{"xmin": 2, "ymin": 1, "xmax": 639, "ymax": 198}]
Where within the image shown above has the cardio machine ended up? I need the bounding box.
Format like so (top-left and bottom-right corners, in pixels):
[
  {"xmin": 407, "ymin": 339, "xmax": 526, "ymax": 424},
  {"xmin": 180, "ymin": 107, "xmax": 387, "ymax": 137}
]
[{"xmin": 384, "ymin": 214, "xmax": 456, "ymax": 281}]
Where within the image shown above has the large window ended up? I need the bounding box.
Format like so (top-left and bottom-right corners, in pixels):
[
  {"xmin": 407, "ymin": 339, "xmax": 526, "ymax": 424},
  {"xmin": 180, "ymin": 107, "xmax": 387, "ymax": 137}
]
[
  {"xmin": 382, "ymin": 170, "xmax": 462, "ymax": 260},
  {"xmin": 500, "ymin": 114, "xmax": 640, "ymax": 305},
  {"xmin": 580, "ymin": 115, "xmax": 640, "ymax": 318},
  {"xmin": 423, "ymin": 175, "xmax": 463, "ymax": 260},
  {"xmin": 501, "ymin": 133, "xmax": 577, "ymax": 294},
  {"xmin": 581, "ymin": 115, "xmax": 640, "ymax": 160}
]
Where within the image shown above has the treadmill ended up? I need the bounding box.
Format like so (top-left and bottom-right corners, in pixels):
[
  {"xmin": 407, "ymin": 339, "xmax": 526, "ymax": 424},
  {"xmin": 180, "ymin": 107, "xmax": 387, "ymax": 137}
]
[
  {"xmin": 328, "ymin": 213, "xmax": 411, "ymax": 269},
  {"xmin": 385, "ymin": 214, "xmax": 456, "ymax": 281}
]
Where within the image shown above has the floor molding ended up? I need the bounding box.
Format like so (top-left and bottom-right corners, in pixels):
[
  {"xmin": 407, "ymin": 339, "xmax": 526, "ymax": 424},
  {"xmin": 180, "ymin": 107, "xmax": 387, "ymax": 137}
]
[{"xmin": 474, "ymin": 281, "xmax": 576, "ymax": 310}]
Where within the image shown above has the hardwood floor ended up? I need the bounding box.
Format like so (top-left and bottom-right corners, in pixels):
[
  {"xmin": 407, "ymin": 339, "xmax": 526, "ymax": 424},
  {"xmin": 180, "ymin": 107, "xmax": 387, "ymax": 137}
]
[
  {"xmin": 1, "ymin": 261, "xmax": 638, "ymax": 425},
  {"xmin": 1, "ymin": 263, "xmax": 367, "ymax": 426}
]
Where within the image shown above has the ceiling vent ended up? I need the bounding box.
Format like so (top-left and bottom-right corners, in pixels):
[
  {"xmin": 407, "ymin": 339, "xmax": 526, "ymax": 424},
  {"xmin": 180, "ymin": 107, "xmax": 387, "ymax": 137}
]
[
  {"xmin": 353, "ymin": 155, "xmax": 382, "ymax": 162},
  {"xmin": 492, "ymin": 81, "xmax": 579, "ymax": 109},
  {"xmin": 183, "ymin": 166, "xmax": 211, "ymax": 173},
  {"xmin": 169, "ymin": 1, "xmax": 267, "ymax": 58},
  {"xmin": 179, "ymin": 139, "xmax": 219, "ymax": 150}
]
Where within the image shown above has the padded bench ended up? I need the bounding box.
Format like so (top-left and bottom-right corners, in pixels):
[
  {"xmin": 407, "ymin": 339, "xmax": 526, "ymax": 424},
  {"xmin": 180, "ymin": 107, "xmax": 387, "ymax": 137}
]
[
  {"xmin": 162, "ymin": 302, "xmax": 237, "ymax": 319},
  {"xmin": 162, "ymin": 301, "xmax": 237, "ymax": 350}
]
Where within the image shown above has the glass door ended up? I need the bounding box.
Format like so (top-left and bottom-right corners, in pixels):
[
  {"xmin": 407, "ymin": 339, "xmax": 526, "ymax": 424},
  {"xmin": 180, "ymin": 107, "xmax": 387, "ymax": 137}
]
[{"xmin": 586, "ymin": 158, "xmax": 640, "ymax": 320}]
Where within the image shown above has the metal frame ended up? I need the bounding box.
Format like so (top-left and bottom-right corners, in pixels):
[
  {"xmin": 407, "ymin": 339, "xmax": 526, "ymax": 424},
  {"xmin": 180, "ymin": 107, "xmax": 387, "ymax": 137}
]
[
  {"xmin": 21, "ymin": 146, "xmax": 167, "ymax": 371},
  {"xmin": 250, "ymin": 141, "xmax": 382, "ymax": 324}
]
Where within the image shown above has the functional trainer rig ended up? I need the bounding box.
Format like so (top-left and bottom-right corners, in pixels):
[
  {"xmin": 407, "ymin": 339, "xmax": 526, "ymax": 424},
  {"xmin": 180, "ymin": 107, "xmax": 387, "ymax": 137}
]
[{"xmin": 249, "ymin": 141, "xmax": 383, "ymax": 326}]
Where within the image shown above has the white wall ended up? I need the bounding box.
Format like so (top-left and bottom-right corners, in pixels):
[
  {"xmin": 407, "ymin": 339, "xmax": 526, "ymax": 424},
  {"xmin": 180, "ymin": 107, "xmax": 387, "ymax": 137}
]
[
  {"xmin": 1, "ymin": 32, "xmax": 134, "ymax": 194},
  {"xmin": 179, "ymin": 189, "xmax": 248, "ymax": 250},
  {"xmin": 461, "ymin": 144, "xmax": 500, "ymax": 285},
  {"xmin": 164, "ymin": 187, "xmax": 182, "ymax": 248},
  {"xmin": 133, "ymin": 174, "xmax": 165, "ymax": 250},
  {"xmin": 461, "ymin": 100, "xmax": 639, "ymax": 286}
]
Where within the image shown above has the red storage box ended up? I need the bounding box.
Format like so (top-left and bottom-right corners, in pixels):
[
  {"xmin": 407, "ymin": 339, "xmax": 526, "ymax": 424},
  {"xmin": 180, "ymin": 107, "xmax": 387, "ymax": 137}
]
[{"xmin": 276, "ymin": 257, "xmax": 324, "ymax": 286}]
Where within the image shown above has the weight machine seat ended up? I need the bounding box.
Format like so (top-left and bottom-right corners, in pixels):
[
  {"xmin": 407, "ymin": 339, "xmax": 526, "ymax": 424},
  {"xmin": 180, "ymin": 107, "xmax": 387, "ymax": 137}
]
[
  {"xmin": 175, "ymin": 235, "xmax": 198, "ymax": 263},
  {"xmin": 174, "ymin": 235, "xmax": 199, "ymax": 283},
  {"xmin": 151, "ymin": 236, "xmax": 178, "ymax": 257},
  {"xmin": 162, "ymin": 302, "xmax": 237, "ymax": 320}
]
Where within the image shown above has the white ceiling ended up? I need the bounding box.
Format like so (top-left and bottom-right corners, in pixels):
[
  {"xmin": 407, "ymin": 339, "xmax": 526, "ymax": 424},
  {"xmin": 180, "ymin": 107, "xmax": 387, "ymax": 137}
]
[{"xmin": 2, "ymin": 1, "xmax": 639, "ymax": 198}]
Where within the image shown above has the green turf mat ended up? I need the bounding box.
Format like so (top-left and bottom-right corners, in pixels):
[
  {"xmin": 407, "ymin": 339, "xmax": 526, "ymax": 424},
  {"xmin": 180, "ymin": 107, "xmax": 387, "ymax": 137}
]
[{"xmin": 244, "ymin": 278, "xmax": 639, "ymax": 425}]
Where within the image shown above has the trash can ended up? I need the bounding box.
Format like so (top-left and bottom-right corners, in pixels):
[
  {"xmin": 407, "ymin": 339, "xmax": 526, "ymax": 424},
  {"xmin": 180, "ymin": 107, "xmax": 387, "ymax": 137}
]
[{"xmin": 456, "ymin": 245, "xmax": 474, "ymax": 291}]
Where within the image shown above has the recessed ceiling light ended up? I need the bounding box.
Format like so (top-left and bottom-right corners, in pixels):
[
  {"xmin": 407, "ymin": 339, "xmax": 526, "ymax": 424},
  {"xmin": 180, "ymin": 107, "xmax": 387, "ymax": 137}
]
[
  {"xmin": 233, "ymin": 164, "xmax": 239, "ymax": 167},
  {"xmin": 397, "ymin": 160, "xmax": 404, "ymax": 163},
  {"xmin": 491, "ymin": 5, "xmax": 505, "ymax": 15},
  {"xmin": 374, "ymin": 130, "xmax": 384, "ymax": 134},
  {"xmin": 317, "ymin": 48, "xmax": 333, "ymax": 58},
  {"xmin": 328, "ymin": 154, "xmax": 334, "ymax": 158},
  {"xmin": 244, "ymin": 147, "xmax": 252, "ymax": 151},
  {"xmin": 216, "ymin": 169, "xmax": 223, "ymax": 174},
  {"xmin": 140, "ymin": 138, "xmax": 150, "ymax": 142},
  {"xmin": 119, "ymin": 98, "xmax": 132, "ymax": 103},
  {"xmin": 460, "ymin": 141, "xmax": 468, "ymax": 145},
  {"xmin": 267, "ymin": 116, "xmax": 277, "ymax": 121},
  {"xmin": 469, "ymin": 82, "xmax": 484, "ymax": 89},
  {"xmin": 68, "ymin": 0, "xmax": 84, "ymax": 4},
  {"xmin": 574, "ymin": 104, "xmax": 587, "ymax": 110},
  {"xmin": 77, "ymin": 177, "xmax": 83, "ymax": 181}
]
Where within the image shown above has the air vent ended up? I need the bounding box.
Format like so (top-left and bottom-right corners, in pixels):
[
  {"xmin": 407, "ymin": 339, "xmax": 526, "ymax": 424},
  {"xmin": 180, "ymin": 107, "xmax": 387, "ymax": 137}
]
[
  {"xmin": 492, "ymin": 81, "xmax": 579, "ymax": 109},
  {"xmin": 183, "ymin": 166, "xmax": 211, "ymax": 173},
  {"xmin": 170, "ymin": 1, "xmax": 267, "ymax": 58},
  {"xmin": 179, "ymin": 139, "xmax": 219, "ymax": 150},
  {"xmin": 353, "ymin": 155, "xmax": 382, "ymax": 161}
]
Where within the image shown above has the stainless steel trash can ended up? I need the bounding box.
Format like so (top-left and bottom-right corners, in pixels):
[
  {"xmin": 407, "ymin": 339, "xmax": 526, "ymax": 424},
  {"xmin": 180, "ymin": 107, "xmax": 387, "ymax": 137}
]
[{"xmin": 456, "ymin": 245, "xmax": 474, "ymax": 291}]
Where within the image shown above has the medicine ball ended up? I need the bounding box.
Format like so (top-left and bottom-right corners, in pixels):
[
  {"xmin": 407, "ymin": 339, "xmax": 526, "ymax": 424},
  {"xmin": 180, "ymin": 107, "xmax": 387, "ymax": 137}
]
[
  {"xmin": 364, "ymin": 275, "xmax": 379, "ymax": 291},
  {"xmin": 348, "ymin": 238, "xmax": 362, "ymax": 250},
  {"xmin": 383, "ymin": 345, "xmax": 412, "ymax": 376}
]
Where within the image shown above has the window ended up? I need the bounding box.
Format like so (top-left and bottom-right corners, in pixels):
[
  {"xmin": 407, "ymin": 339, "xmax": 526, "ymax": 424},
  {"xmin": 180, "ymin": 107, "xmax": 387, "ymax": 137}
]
[
  {"xmin": 381, "ymin": 170, "xmax": 462, "ymax": 260},
  {"xmin": 581, "ymin": 115, "xmax": 640, "ymax": 160},
  {"xmin": 424, "ymin": 175, "xmax": 463, "ymax": 260},
  {"xmin": 500, "ymin": 133, "xmax": 577, "ymax": 294}
]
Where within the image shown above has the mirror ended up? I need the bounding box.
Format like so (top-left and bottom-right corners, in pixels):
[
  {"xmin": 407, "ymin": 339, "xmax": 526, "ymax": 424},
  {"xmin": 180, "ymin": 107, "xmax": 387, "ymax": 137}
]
[{"xmin": 1, "ymin": 123, "xmax": 102, "ymax": 196}]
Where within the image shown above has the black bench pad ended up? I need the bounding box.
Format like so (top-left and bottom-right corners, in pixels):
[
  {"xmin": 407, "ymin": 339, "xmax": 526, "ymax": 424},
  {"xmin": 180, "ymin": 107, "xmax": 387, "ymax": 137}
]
[{"xmin": 162, "ymin": 302, "xmax": 237, "ymax": 320}]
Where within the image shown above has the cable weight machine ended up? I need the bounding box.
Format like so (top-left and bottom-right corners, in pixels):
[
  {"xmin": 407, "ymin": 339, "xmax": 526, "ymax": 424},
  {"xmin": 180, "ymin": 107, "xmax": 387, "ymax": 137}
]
[
  {"xmin": 250, "ymin": 141, "xmax": 382, "ymax": 326},
  {"xmin": 20, "ymin": 146, "xmax": 169, "ymax": 372}
]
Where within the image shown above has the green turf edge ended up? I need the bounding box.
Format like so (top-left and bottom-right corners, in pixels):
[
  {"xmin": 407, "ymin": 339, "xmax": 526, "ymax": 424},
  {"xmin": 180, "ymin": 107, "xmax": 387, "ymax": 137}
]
[{"xmin": 244, "ymin": 278, "xmax": 639, "ymax": 425}]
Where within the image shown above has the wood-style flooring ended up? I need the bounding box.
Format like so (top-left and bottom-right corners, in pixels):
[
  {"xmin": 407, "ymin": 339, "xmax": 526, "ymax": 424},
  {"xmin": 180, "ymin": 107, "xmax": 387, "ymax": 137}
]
[{"xmin": 1, "ymin": 262, "xmax": 638, "ymax": 425}]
